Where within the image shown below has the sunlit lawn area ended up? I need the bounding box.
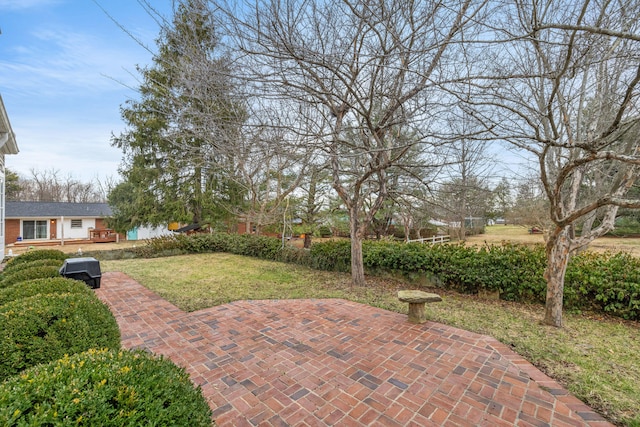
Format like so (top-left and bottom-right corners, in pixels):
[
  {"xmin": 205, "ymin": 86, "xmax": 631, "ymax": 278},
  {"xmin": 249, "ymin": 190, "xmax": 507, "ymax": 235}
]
[
  {"xmin": 468, "ymin": 225, "xmax": 640, "ymax": 257},
  {"xmin": 102, "ymin": 252, "xmax": 640, "ymax": 426}
]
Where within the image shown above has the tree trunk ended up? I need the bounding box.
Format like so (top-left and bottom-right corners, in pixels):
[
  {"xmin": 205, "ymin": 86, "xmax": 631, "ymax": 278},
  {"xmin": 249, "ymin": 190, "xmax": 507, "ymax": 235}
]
[
  {"xmin": 192, "ymin": 165, "xmax": 203, "ymax": 224},
  {"xmin": 543, "ymin": 227, "xmax": 571, "ymax": 327},
  {"xmin": 303, "ymin": 233, "xmax": 312, "ymax": 249},
  {"xmin": 350, "ymin": 213, "xmax": 366, "ymax": 287}
]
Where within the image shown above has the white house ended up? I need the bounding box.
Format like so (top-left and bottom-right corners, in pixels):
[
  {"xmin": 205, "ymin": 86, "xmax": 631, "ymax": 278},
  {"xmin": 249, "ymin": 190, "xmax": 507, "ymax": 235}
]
[
  {"xmin": 5, "ymin": 201, "xmax": 115, "ymax": 244},
  {"xmin": 126, "ymin": 226, "xmax": 172, "ymax": 240},
  {"xmin": 5, "ymin": 201, "xmax": 171, "ymax": 245},
  {"xmin": 0, "ymin": 95, "xmax": 20, "ymax": 258}
]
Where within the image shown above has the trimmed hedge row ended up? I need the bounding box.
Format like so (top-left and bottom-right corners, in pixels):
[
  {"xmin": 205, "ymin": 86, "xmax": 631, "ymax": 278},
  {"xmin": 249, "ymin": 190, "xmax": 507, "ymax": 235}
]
[
  {"xmin": 0, "ymin": 250, "xmax": 212, "ymax": 425},
  {"xmin": 4, "ymin": 249, "xmax": 67, "ymax": 266},
  {"xmin": 0, "ymin": 265, "xmax": 62, "ymax": 289},
  {"xmin": 88, "ymin": 233, "xmax": 304, "ymax": 263},
  {"xmin": 85, "ymin": 232, "xmax": 640, "ymax": 320},
  {"xmin": 1, "ymin": 258, "xmax": 63, "ymax": 277},
  {"xmin": 309, "ymin": 239, "xmax": 351, "ymax": 272},
  {"xmin": 0, "ymin": 277, "xmax": 92, "ymax": 306},
  {"xmin": 321, "ymin": 239, "xmax": 640, "ymax": 320},
  {"xmin": 362, "ymin": 241, "xmax": 547, "ymax": 302},
  {"xmin": 564, "ymin": 251, "xmax": 640, "ymax": 320},
  {"xmin": 0, "ymin": 348, "xmax": 212, "ymax": 426},
  {"xmin": 0, "ymin": 292, "xmax": 121, "ymax": 381}
]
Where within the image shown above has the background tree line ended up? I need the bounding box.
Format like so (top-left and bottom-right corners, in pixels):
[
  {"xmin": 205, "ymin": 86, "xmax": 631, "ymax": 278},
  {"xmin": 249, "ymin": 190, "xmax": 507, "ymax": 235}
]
[{"xmin": 5, "ymin": 168, "xmax": 111, "ymax": 203}]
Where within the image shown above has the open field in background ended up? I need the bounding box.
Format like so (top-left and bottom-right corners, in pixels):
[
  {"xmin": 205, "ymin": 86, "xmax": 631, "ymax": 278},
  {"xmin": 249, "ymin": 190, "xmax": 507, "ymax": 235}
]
[
  {"xmin": 468, "ymin": 225, "xmax": 640, "ymax": 256},
  {"xmin": 101, "ymin": 253, "xmax": 640, "ymax": 426}
]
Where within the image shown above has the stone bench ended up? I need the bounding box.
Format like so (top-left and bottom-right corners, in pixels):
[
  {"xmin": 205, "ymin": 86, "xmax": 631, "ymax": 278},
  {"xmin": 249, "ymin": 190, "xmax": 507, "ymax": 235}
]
[{"xmin": 398, "ymin": 290, "xmax": 442, "ymax": 324}]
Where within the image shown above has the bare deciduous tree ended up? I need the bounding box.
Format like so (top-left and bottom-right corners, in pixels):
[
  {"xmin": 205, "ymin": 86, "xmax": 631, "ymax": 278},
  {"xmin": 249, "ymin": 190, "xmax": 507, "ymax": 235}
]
[
  {"xmin": 483, "ymin": 0, "xmax": 640, "ymax": 327},
  {"xmin": 505, "ymin": 175, "xmax": 548, "ymax": 229},
  {"xmin": 435, "ymin": 112, "xmax": 494, "ymax": 240},
  {"xmin": 9, "ymin": 168, "xmax": 105, "ymax": 203},
  {"xmin": 220, "ymin": 0, "xmax": 488, "ymax": 286},
  {"xmin": 232, "ymin": 124, "xmax": 309, "ymax": 234}
]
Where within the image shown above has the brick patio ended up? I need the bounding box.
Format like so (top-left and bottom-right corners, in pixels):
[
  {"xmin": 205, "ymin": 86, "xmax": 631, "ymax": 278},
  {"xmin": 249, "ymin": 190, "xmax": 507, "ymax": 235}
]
[{"xmin": 95, "ymin": 271, "xmax": 613, "ymax": 427}]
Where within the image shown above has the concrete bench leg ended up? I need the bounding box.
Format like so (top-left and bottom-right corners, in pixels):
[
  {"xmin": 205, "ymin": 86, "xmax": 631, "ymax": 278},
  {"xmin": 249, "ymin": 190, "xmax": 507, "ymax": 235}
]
[
  {"xmin": 398, "ymin": 290, "xmax": 442, "ymax": 324},
  {"xmin": 407, "ymin": 302, "xmax": 427, "ymax": 324}
]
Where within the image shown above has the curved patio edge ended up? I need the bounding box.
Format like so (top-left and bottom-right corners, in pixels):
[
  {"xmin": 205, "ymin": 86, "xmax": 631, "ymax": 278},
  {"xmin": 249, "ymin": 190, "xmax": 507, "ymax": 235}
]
[{"xmin": 96, "ymin": 271, "xmax": 613, "ymax": 427}]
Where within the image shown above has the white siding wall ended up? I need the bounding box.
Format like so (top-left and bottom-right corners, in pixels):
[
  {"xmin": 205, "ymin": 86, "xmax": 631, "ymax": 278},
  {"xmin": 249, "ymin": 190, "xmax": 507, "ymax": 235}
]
[
  {"xmin": 135, "ymin": 226, "xmax": 172, "ymax": 240},
  {"xmin": 58, "ymin": 218, "xmax": 97, "ymax": 239}
]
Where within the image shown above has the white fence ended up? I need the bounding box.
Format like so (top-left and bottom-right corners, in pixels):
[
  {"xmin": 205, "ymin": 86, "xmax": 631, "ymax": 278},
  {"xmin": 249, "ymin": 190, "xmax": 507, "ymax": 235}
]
[{"xmin": 406, "ymin": 235, "xmax": 450, "ymax": 244}]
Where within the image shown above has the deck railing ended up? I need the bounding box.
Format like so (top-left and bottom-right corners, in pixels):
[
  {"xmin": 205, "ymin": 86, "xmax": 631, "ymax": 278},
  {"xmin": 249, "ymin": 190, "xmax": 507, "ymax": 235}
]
[{"xmin": 406, "ymin": 235, "xmax": 450, "ymax": 244}]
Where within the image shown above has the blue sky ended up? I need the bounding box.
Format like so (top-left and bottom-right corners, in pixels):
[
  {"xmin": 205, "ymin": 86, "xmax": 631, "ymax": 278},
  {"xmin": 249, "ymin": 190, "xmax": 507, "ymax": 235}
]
[{"xmin": 0, "ymin": 0, "xmax": 173, "ymax": 182}]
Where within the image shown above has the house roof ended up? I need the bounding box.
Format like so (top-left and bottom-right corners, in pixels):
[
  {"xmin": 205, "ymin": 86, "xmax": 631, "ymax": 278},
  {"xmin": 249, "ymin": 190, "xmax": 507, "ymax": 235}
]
[
  {"xmin": 5, "ymin": 201, "xmax": 113, "ymax": 218},
  {"xmin": 0, "ymin": 95, "xmax": 19, "ymax": 155}
]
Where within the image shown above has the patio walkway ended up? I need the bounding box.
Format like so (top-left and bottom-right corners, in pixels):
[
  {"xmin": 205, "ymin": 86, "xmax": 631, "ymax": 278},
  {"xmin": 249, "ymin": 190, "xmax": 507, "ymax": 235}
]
[{"xmin": 95, "ymin": 272, "xmax": 613, "ymax": 427}]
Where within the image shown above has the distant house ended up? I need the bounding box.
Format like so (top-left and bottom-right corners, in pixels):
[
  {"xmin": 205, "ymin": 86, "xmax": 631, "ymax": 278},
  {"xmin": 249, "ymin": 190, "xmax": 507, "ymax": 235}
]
[
  {"xmin": 5, "ymin": 201, "xmax": 172, "ymax": 245},
  {"xmin": 126, "ymin": 225, "xmax": 172, "ymax": 240},
  {"xmin": 5, "ymin": 201, "xmax": 114, "ymax": 244},
  {"xmin": 0, "ymin": 96, "xmax": 20, "ymax": 258}
]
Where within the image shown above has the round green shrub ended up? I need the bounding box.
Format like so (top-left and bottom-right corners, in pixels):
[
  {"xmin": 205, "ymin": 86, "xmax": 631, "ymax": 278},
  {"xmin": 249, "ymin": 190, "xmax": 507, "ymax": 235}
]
[
  {"xmin": 0, "ymin": 293, "xmax": 120, "ymax": 381},
  {"xmin": 179, "ymin": 233, "xmax": 232, "ymax": 254},
  {"xmin": 566, "ymin": 251, "xmax": 640, "ymax": 320},
  {"xmin": 278, "ymin": 245, "xmax": 311, "ymax": 265},
  {"xmin": 0, "ymin": 277, "xmax": 91, "ymax": 306},
  {"xmin": 0, "ymin": 265, "xmax": 62, "ymax": 289},
  {"xmin": 231, "ymin": 234, "xmax": 282, "ymax": 259},
  {"xmin": 0, "ymin": 348, "xmax": 213, "ymax": 426},
  {"xmin": 1, "ymin": 258, "xmax": 63, "ymax": 277},
  {"xmin": 5, "ymin": 249, "xmax": 67, "ymax": 267},
  {"xmin": 310, "ymin": 239, "xmax": 351, "ymax": 272}
]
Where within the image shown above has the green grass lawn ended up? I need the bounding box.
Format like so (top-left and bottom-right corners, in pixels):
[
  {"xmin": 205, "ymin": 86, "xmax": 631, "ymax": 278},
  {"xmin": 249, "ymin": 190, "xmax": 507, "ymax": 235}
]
[
  {"xmin": 102, "ymin": 253, "xmax": 640, "ymax": 426},
  {"xmin": 468, "ymin": 225, "xmax": 640, "ymax": 257}
]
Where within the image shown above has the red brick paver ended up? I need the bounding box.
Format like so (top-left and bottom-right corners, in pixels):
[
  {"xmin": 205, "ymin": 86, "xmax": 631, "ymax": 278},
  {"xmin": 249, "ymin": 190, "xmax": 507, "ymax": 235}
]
[{"xmin": 96, "ymin": 272, "xmax": 612, "ymax": 427}]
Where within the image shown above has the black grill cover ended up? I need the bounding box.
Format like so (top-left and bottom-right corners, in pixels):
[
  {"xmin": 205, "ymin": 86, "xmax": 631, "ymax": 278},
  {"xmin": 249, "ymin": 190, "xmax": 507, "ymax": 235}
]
[{"xmin": 59, "ymin": 257, "xmax": 102, "ymax": 289}]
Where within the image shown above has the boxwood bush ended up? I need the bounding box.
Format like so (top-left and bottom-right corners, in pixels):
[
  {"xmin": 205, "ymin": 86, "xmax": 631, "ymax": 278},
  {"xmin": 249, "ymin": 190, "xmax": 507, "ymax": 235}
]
[
  {"xmin": 309, "ymin": 239, "xmax": 351, "ymax": 272},
  {"xmin": 0, "ymin": 265, "xmax": 62, "ymax": 289},
  {"xmin": 232, "ymin": 234, "xmax": 283, "ymax": 259},
  {"xmin": 4, "ymin": 249, "xmax": 67, "ymax": 267},
  {"xmin": 360, "ymin": 240, "xmax": 547, "ymax": 300},
  {"xmin": 1, "ymin": 258, "xmax": 63, "ymax": 277},
  {"xmin": 279, "ymin": 244, "xmax": 312, "ymax": 265},
  {"xmin": 178, "ymin": 233, "xmax": 232, "ymax": 253},
  {"xmin": 0, "ymin": 348, "xmax": 212, "ymax": 426},
  {"xmin": 0, "ymin": 277, "xmax": 91, "ymax": 306},
  {"xmin": 0, "ymin": 293, "xmax": 120, "ymax": 381},
  {"xmin": 565, "ymin": 251, "xmax": 640, "ymax": 319}
]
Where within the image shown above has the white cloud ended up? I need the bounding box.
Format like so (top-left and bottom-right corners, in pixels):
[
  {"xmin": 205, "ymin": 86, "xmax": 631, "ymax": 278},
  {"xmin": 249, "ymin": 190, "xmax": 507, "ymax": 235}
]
[
  {"xmin": 6, "ymin": 116, "xmax": 123, "ymax": 182},
  {"xmin": 0, "ymin": 27, "xmax": 148, "ymax": 98},
  {"xmin": 0, "ymin": 0, "xmax": 61, "ymax": 11}
]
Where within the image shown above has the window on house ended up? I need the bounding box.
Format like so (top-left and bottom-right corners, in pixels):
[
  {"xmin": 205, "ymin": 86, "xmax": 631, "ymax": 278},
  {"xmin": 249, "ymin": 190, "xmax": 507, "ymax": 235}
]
[
  {"xmin": 22, "ymin": 220, "xmax": 48, "ymax": 239},
  {"xmin": 71, "ymin": 219, "xmax": 83, "ymax": 229}
]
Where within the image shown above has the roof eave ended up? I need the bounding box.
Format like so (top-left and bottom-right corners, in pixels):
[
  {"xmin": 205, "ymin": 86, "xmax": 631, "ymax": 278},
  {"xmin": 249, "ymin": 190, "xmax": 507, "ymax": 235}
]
[{"xmin": 0, "ymin": 95, "xmax": 19, "ymax": 155}]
